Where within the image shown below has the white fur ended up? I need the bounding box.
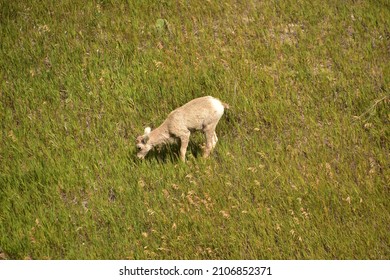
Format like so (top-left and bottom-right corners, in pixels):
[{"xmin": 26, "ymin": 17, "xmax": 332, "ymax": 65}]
[{"xmin": 210, "ymin": 97, "xmax": 225, "ymax": 118}]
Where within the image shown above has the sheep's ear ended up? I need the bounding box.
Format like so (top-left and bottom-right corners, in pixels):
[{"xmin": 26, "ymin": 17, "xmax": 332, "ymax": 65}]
[
  {"xmin": 142, "ymin": 127, "xmax": 151, "ymax": 143},
  {"xmin": 144, "ymin": 127, "xmax": 151, "ymax": 135}
]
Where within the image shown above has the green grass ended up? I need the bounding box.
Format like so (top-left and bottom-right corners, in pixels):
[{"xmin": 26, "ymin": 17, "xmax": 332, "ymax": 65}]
[{"xmin": 0, "ymin": 0, "xmax": 389, "ymax": 259}]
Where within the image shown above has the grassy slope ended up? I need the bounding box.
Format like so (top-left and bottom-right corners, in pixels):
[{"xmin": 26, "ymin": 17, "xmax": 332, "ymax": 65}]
[{"xmin": 0, "ymin": 0, "xmax": 389, "ymax": 259}]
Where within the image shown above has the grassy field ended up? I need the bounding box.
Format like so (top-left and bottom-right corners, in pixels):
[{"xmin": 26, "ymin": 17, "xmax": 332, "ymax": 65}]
[{"xmin": 0, "ymin": 0, "xmax": 389, "ymax": 259}]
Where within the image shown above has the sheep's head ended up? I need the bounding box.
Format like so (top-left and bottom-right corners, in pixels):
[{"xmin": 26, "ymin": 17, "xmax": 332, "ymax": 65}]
[{"xmin": 136, "ymin": 127, "xmax": 152, "ymax": 159}]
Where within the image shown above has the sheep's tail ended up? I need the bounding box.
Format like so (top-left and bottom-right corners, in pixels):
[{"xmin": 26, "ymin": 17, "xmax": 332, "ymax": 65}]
[{"xmin": 222, "ymin": 102, "xmax": 230, "ymax": 109}]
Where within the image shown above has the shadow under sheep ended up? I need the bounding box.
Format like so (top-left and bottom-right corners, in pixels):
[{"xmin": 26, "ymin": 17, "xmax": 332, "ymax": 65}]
[{"xmin": 131, "ymin": 140, "xmax": 204, "ymax": 163}]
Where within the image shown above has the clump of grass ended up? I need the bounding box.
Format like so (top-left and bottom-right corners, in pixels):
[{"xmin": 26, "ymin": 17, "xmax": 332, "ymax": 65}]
[{"xmin": 0, "ymin": 0, "xmax": 389, "ymax": 259}]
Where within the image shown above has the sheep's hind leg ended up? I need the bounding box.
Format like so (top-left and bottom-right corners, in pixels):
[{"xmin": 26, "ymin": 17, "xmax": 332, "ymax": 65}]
[
  {"xmin": 203, "ymin": 125, "xmax": 216, "ymax": 158},
  {"xmin": 212, "ymin": 132, "xmax": 218, "ymax": 148}
]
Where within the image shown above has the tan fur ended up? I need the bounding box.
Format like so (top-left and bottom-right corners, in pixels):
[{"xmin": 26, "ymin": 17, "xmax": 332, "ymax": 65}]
[{"xmin": 136, "ymin": 96, "xmax": 228, "ymax": 161}]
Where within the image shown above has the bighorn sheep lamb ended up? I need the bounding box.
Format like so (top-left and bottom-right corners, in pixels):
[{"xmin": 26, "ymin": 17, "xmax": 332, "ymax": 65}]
[{"xmin": 136, "ymin": 96, "xmax": 229, "ymax": 162}]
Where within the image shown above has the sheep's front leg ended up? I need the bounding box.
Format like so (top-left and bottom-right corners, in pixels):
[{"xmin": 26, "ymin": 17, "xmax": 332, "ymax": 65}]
[{"xmin": 179, "ymin": 132, "xmax": 190, "ymax": 162}]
